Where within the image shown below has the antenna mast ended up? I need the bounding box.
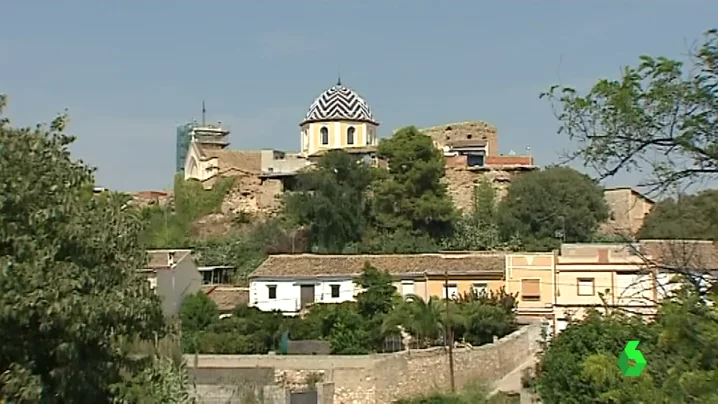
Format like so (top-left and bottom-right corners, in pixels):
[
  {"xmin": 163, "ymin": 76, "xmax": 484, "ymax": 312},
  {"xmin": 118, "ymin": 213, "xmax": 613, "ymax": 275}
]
[{"xmin": 201, "ymin": 100, "xmax": 206, "ymax": 126}]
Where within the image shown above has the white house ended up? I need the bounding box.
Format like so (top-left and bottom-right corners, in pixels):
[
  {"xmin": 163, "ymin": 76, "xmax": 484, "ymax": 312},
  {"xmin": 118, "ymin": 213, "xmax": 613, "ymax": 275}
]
[
  {"xmin": 248, "ymin": 253, "xmax": 507, "ymax": 316},
  {"xmin": 248, "ymin": 255, "xmax": 362, "ymax": 315}
]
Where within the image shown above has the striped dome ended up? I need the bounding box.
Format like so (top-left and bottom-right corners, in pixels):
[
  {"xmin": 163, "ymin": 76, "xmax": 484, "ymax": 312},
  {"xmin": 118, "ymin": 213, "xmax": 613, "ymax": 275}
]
[{"xmin": 301, "ymin": 82, "xmax": 378, "ymax": 125}]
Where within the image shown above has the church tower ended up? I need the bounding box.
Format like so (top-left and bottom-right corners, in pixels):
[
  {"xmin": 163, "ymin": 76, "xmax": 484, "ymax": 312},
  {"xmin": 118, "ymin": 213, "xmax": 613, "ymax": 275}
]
[{"xmin": 299, "ymin": 79, "xmax": 379, "ymax": 156}]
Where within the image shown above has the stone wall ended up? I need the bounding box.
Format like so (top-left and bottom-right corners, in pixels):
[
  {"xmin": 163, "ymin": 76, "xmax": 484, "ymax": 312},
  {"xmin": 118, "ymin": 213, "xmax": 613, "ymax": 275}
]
[
  {"xmin": 220, "ymin": 174, "xmax": 284, "ymax": 217},
  {"xmin": 421, "ymin": 121, "xmax": 499, "ymax": 156},
  {"xmin": 443, "ymin": 162, "xmax": 535, "ymax": 212},
  {"xmin": 186, "ymin": 322, "xmax": 541, "ymax": 404}
]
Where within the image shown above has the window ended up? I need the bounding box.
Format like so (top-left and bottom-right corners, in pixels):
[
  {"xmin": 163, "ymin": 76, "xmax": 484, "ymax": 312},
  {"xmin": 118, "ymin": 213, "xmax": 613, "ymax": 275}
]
[
  {"xmin": 401, "ymin": 280, "xmax": 415, "ymax": 296},
  {"xmin": 267, "ymin": 285, "xmax": 277, "ymax": 299},
  {"xmin": 320, "ymin": 126, "xmax": 329, "ymax": 145},
  {"xmin": 202, "ymin": 271, "xmax": 213, "ymax": 285},
  {"xmin": 577, "ymin": 278, "xmax": 595, "ymax": 296},
  {"xmin": 521, "ymin": 279, "xmax": 541, "ymax": 301},
  {"xmin": 473, "ymin": 282, "xmax": 488, "ymax": 296},
  {"xmin": 467, "ymin": 154, "xmax": 485, "ymax": 167},
  {"xmin": 443, "ymin": 283, "xmax": 458, "ymax": 299},
  {"xmin": 346, "ymin": 126, "xmax": 355, "ymax": 145},
  {"xmin": 330, "ymin": 284, "xmax": 340, "ymax": 298}
]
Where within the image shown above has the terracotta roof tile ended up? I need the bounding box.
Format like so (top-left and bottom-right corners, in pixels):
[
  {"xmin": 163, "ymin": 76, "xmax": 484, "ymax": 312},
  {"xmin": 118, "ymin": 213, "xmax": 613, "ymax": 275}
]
[
  {"xmin": 203, "ymin": 149, "xmax": 262, "ymax": 173},
  {"xmin": 201, "ymin": 286, "xmax": 249, "ymax": 311},
  {"xmin": 249, "ymin": 253, "xmax": 506, "ymax": 278},
  {"xmin": 640, "ymin": 240, "xmax": 718, "ymax": 272},
  {"xmin": 145, "ymin": 249, "xmax": 192, "ymax": 269}
]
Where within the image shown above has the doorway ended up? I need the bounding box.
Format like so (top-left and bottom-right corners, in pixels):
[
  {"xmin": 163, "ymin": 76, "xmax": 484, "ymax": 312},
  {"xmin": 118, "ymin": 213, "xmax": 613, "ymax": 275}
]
[{"xmin": 299, "ymin": 284, "xmax": 315, "ymax": 309}]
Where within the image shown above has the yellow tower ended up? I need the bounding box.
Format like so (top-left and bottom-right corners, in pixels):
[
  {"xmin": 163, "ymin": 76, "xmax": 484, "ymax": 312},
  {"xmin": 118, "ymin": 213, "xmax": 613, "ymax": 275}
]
[{"xmin": 299, "ymin": 79, "xmax": 379, "ymax": 156}]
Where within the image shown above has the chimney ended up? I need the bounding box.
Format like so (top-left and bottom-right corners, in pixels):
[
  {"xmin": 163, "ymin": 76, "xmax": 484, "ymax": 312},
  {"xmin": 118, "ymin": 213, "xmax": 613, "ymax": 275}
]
[
  {"xmin": 598, "ymin": 249, "xmax": 609, "ymax": 264},
  {"xmin": 168, "ymin": 251, "xmax": 176, "ymax": 267}
]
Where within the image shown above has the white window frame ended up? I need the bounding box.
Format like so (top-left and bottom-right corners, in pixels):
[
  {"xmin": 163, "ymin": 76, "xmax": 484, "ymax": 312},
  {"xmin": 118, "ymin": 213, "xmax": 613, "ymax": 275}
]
[
  {"xmin": 329, "ymin": 284, "xmax": 341, "ymax": 298},
  {"xmin": 472, "ymin": 282, "xmax": 488, "ymax": 295},
  {"xmin": 577, "ymin": 278, "xmax": 595, "ymax": 296},
  {"xmin": 267, "ymin": 284, "xmax": 277, "ymax": 300},
  {"xmin": 401, "ymin": 280, "xmax": 415, "ymax": 296},
  {"xmin": 443, "ymin": 283, "xmax": 458, "ymax": 299}
]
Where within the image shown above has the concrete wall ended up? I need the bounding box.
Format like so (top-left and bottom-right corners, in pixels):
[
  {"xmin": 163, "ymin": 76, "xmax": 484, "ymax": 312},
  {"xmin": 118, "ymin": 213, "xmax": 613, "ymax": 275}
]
[
  {"xmin": 186, "ymin": 322, "xmax": 541, "ymax": 404},
  {"xmin": 156, "ymin": 257, "xmax": 202, "ymax": 317},
  {"xmin": 601, "ymin": 188, "xmax": 654, "ymax": 236}
]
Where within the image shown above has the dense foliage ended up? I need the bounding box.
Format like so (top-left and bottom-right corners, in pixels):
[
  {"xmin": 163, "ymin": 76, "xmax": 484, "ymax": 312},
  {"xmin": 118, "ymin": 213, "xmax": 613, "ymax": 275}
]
[
  {"xmin": 535, "ymin": 284, "xmax": 718, "ymax": 403},
  {"xmin": 179, "ymin": 264, "xmax": 519, "ymax": 355},
  {"xmin": 533, "ymin": 28, "xmax": 718, "ymax": 403},
  {"xmin": 0, "ymin": 96, "xmax": 190, "ymax": 402},
  {"xmin": 638, "ymin": 189, "xmax": 718, "ymax": 240},
  {"xmin": 498, "ymin": 166, "xmax": 609, "ymax": 250},
  {"xmin": 139, "ymin": 174, "xmax": 235, "ymax": 248}
]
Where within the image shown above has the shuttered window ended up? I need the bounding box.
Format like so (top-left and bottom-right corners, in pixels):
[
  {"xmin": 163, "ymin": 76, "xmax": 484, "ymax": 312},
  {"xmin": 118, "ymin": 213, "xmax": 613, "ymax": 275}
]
[{"xmin": 521, "ymin": 279, "xmax": 541, "ymax": 301}]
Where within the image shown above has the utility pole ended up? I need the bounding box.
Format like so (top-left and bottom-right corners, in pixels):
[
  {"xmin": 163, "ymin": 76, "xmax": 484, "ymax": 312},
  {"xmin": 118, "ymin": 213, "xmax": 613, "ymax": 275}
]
[{"xmin": 444, "ymin": 269, "xmax": 456, "ymax": 392}]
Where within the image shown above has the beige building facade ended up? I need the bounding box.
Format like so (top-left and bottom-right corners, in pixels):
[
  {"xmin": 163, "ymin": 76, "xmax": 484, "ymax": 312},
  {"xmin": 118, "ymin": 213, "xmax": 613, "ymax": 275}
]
[
  {"xmin": 601, "ymin": 187, "xmax": 655, "ymax": 236},
  {"xmin": 505, "ymin": 253, "xmax": 557, "ymax": 323},
  {"xmin": 504, "ymin": 240, "xmax": 717, "ymax": 335}
]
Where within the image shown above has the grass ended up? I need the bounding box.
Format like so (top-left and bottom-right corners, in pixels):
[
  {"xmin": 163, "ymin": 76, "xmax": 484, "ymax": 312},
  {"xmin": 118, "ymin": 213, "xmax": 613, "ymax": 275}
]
[{"xmin": 395, "ymin": 382, "xmax": 521, "ymax": 404}]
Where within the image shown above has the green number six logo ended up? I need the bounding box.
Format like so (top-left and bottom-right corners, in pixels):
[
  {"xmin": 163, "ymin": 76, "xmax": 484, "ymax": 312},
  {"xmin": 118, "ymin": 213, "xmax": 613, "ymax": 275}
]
[{"xmin": 618, "ymin": 340, "xmax": 647, "ymax": 377}]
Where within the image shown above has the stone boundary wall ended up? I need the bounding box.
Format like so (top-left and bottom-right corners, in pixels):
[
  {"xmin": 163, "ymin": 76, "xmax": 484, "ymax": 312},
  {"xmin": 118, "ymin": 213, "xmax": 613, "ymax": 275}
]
[{"xmin": 186, "ymin": 322, "xmax": 542, "ymax": 404}]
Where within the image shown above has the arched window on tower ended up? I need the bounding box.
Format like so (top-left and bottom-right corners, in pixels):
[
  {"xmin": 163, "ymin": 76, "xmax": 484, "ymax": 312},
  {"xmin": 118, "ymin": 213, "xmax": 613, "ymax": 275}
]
[
  {"xmin": 346, "ymin": 126, "xmax": 355, "ymax": 145},
  {"xmin": 320, "ymin": 126, "xmax": 329, "ymax": 145}
]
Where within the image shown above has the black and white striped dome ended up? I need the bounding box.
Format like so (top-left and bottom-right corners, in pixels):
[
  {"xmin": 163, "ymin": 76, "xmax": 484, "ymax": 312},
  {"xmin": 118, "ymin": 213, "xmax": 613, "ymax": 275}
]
[{"xmin": 301, "ymin": 82, "xmax": 378, "ymax": 125}]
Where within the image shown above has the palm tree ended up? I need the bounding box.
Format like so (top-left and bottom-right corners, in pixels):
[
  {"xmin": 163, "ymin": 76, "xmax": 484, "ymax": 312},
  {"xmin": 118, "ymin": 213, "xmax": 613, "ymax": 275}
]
[{"xmin": 384, "ymin": 294, "xmax": 445, "ymax": 348}]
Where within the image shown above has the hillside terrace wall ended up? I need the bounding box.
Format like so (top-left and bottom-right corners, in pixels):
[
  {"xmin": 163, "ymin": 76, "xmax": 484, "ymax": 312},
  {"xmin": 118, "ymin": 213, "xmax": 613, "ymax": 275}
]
[{"xmin": 186, "ymin": 322, "xmax": 541, "ymax": 404}]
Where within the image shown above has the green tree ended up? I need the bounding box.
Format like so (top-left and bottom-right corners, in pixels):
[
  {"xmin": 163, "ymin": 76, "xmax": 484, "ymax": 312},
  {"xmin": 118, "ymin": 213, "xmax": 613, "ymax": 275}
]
[
  {"xmin": 179, "ymin": 292, "xmax": 219, "ymax": 335},
  {"xmin": 355, "ymin": 263, "xmax": 401, "ymax": 350},
  {"xmin": 356, "ymin": 228, "xmax": 440, "ymax": 254},
  {"xmin": 192, "ymin": 218, "xmax": 305, "ymax": 284},
  {"xmin": 114, "ymin": 355, "xmax": 196, "ymax": 404},
  {"xmin": 374, "ymin": 126, "xmax": 458, "ymax": 240},
  {"xmin": 385, "ymin": 295, "xmax": 445, "ymax": 348},
  {"xmin": 497, "ymin": 166, "xmax": 609, "ymax": 251},
  {"xmin": 638, "ymin": 189, "xmax": 718, "ymax": 240},
  {"xmin": 284, "ymin": 150, "xmax": 376, "ymax": 252},
  {"xmin": 138, "ymin": 174, "xmax": 235, "ymax": 249},
  {"xmin": 356, "ymin": 263, "xmax": 399, "ymax": 318},
  {"xmin": 536, "ymin": 311, "xmax": 661, "ymax": 404},
  {"xmin": 0, "ymin": 95, "xmax": 167, "ymax": 402},
  {"xmin": 541, "ymin": 29, "xmax": 718, "ymax": 193},
  {"xmin": 536, "ymin": 287, "xmax": 718, "ymax": 403},
  {"xmin": 442, "ymin": 178, "xmax": 523, "ymax": 251}
]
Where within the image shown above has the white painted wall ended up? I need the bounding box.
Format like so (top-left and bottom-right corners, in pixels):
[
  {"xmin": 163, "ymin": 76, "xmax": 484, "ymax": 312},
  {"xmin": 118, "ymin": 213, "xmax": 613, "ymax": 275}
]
[
  {"xmin": 556, "ymin": 319, "xmax": 569, "ymax": 333},
  {"xmin": 250, "ymin": 280, "xmax": 300, "ymax": 313},
  {"xmin": 655, "ymin": 272, "xmax": 681, "ymax": 299},
  {"xmin": 615, "ymin": 273, "xmax": 653, "ymax": 304},
  {"xmin": 249, "ymin": 278, "xmax": 356, "ymax": 314}
]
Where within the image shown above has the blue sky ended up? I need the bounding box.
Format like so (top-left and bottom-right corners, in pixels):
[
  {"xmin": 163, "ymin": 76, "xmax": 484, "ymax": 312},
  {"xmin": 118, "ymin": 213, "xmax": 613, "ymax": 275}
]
[{"xmin": 1, "ymin": 1, "xmax": 716, "ymax": 192}]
